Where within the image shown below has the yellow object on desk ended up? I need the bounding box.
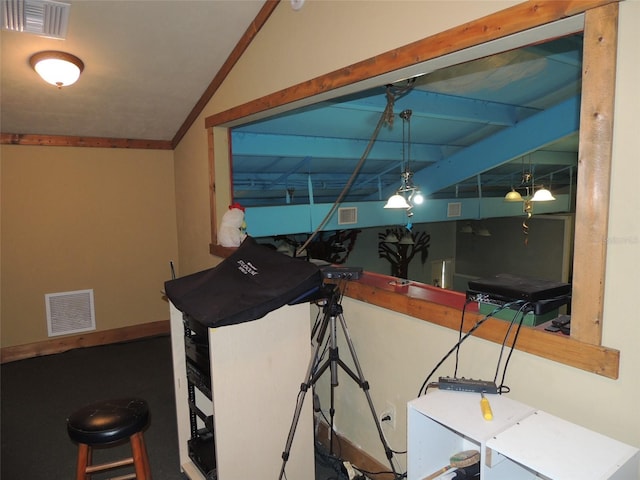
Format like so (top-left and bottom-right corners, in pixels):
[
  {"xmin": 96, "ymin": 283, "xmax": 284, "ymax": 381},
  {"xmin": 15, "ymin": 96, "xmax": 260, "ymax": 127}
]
[{"xmin": 480, "ymin": 393, "xmax": 493, "ymax": 421}]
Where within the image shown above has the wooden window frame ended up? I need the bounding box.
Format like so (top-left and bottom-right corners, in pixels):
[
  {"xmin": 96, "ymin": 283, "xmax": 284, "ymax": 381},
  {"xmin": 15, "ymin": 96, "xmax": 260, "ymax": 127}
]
[{"xmin": 206, "ymin": 1, "xmax": 621, "ymax": 378}]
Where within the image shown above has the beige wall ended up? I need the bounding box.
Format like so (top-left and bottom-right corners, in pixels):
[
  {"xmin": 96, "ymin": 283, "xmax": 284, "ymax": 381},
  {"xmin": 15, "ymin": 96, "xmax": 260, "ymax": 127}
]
[
  {"xmin": 172, "ymin": 0, "xmax": 640, "ymax": 462},
  {"xmin": 3, "ymin": 0, "xmax": 635, "ymax": 468},
  {"xmin": 0, "ymin": 145, "xmax": 178, "ymax": 347},
  {"xmin": 173, "ymin": 0, "xmax": 519, "ymax": 275}
]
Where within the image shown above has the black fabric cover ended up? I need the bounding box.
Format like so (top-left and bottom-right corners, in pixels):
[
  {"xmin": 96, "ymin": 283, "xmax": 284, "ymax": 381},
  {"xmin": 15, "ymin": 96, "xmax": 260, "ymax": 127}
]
[{"xmin": 165, "ymin": 237, "xmax": 322, "ymax": 328}]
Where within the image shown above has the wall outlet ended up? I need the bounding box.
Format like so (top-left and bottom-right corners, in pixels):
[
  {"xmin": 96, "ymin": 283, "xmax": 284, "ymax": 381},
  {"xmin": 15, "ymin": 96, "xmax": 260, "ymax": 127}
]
[{"xmin": 379, "ymin": 401, "xmax": 396, "ymax": 430}]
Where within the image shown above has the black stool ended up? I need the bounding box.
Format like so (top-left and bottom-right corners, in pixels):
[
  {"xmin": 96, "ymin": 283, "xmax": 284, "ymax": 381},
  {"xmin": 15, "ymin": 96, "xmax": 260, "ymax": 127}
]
[{"xmin": 67, "ymin": 398, "xmax": 151, "ymax": 480}]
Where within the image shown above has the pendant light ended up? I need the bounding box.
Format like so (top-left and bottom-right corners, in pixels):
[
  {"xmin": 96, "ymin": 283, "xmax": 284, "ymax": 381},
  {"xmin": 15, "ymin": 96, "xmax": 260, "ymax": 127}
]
[
  {"xmin": 504, "ymin": 188, "xmax": 524, "ymax": 202},
  {"xmin": 384, "ymin": 109, "xmax": 423, "ymax": 212},
  {"xmin": 531, "ymin": 186, "xmax": 556, "ymax": 202},
  {"xmin": 384, "ymin": 193, "xmax": 411, "ymax": 209},
  {"xmin": 503, "ymin": 156, "xmax": 556, "ymax": 243}
]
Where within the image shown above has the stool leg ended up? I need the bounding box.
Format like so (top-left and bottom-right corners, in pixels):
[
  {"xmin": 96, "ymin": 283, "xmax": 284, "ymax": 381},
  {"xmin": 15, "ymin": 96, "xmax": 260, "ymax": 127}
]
[
  {"xmin": 130, "ymin": 431, "xmax": 152, "ymax": 479},
  {"xmin": 140, "ymin": 435, "xmax": 151, "ymax": 477},
  {"xmin": 76, "ymin": 443, "xmax": 92, "ymax": 480}
]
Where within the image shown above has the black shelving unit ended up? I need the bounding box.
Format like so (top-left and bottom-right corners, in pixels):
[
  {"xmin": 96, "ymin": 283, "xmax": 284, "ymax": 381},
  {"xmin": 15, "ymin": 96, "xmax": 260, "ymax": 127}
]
[{"xmin": 183, "ymin": 314, "xmax": 217, "ymax": 479}]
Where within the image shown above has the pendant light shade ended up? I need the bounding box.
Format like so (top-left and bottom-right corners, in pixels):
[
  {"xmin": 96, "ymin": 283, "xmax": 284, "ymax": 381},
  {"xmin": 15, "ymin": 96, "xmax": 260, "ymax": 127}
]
[
  {"xmin": 30, "ymin": 51, "xmax": 84, "ymax": 88},
  {"xmin": 504, "ymin": 188, "xmax": 524, "ymax": 202},
  {"xmin": 383, "ymin": 232, "xmax": 399, "ymax": 243},
  {"xmin": 503, "ymin": 156, "xmax": 557, "ymax": 240},
  {"xmin": 399, "ymin": 233, "xmax": 415, "ymax": 244},
  {"xmin": 531, "ymin": 186, "xmax": 556, "ymax": 202},
  {"xmin": 475, "ymin": 226, "xmax": 492, "ymax": 237},
  {"xmin": 384, "ymin": 194, "xmax": 411, "ymax": 209}
]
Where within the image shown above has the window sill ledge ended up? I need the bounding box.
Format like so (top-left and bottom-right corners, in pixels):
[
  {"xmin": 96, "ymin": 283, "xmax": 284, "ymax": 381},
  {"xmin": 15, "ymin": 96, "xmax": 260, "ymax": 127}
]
[
  {"xmin": 209, "ymin": 244, "xmax": 619, "ymax": 379},
  {"xmin": 210, "ymin": 244, "xmax": 238, "ymax": 258},
  {"xmin": 344, "ymin": 272, "xmax": 619, "ymax": 379}
]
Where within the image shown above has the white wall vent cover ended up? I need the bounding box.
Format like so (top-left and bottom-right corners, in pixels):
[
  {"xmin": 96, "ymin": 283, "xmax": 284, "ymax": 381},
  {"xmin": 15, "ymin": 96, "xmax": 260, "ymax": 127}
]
[
  {"xmin": 338, "ymin": 207, "xmax": 357, "ymax": 225},
  {"xmin": 447, "ymin": 202, "xmax": 462, "ymax": 218},
  {"xmin": 1, "ymin": 0, "xmax": 70, "ymax": 39},
  {"xmin": 45, "ymin": 289, "xmax": 96, "ymax": 337}
]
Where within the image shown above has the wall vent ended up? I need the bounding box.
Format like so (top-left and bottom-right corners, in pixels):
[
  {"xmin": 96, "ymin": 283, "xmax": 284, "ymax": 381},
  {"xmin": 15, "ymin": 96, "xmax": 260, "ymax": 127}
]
[
  {"xmin": 447, "ymin": 202, "xmax": 462, "ymax": 218},
  {"xmin": 1, "ymin": 0, "xmax": 70, "ymax": 39},
  {"xmin": 45, "ymin": 289, "xmax": 96, "ymax": 337},
  {"xmin": 338, "ymin": 207, "xmax": 357, "ymax": 225}
]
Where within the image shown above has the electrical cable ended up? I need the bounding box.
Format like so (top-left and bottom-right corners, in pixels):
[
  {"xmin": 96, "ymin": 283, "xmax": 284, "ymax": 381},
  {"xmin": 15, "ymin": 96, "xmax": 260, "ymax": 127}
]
[
  {"xmin": 417, "ymin": 301, "xmax": 525, "ymax": 397},
  {"xmin": 375, "ymin": 420, "xmax": 405, "ymax": 476},
  {"xmin": 453, "ymin": 300, "xmax": 472, "ymax": 379},
  {"xmin": 496, "ymin": 303, "xmax": 528, "ymax": 393},
  {"xmin": 354, "ymin": 465, "xmax": 407, "ymax": 480},
  {"xmin": 493, "ymin": 302, "xmax": 529, "ymax": 385},
  {"xmin": 424, "ymin": 382, "xmax": 439, "ymax": 395},
  {"xmin": 296, "ymin": 79, "xmax": 416, "ymax": 257},
  {"xmin": 315, "ymin": 441, "xmax": 348, "ymax": 480},
  {"xmin": 311, "ymin": 303, "xmax": 324, "ymax": 339}
]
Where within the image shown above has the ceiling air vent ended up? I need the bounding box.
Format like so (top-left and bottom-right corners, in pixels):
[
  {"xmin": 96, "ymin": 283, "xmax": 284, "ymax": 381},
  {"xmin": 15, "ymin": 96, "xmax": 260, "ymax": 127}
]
[
  {"xmin": 1, "ymin": 0, "xmax": 70, "ymax": 39},
  {"xmin": 45, "ymin": 289, "xmax": 96, "ymax": 337},
  {"xmin": 447, "ymin": 202, "xmax": 462, "ymax": 218},
  {"xmin": 338, "ymin": 207, "xmax": 357, "ymax": 225}
]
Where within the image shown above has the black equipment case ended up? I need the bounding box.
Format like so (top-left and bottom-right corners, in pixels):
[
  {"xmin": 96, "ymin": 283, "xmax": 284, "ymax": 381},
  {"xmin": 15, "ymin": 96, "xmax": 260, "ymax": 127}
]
[{"xmin": 164, "ymin": 236, "xmax": 323, "ymax": 328}]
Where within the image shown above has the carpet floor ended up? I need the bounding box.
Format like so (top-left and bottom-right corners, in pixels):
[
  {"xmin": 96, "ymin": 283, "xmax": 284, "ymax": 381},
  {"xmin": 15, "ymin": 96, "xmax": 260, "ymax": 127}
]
[{"xmin": 1, "ymin": 335, "xmax": 347, "ymax": 480}]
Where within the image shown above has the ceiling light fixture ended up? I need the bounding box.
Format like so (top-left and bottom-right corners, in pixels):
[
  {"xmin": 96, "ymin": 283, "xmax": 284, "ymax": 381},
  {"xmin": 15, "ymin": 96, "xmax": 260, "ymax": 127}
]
[
  {"xmin": 504, "ymin": 163, "xmax": 556, "ymax": 204},
  {"xmin": 383, "ymin": 232, "xmax": 399, "ymax": 243},
  {"xmin": 504, "ymin": 157, "xmax": 556, "ymax": 244},
  {"xmin": 384, "ymin": 192, "xmax": 411, "ymax": 209},
  {"xmin": 504, "ymin": 187, "xmax": 524, "ymax": 202},
  {"xmin": 29, "ymin": 51, "xmax": 84, "ymax": 88},
  {"xmin": 384, "ymin": 109, "xmax": 423, "ymax": 215},
  {"xmin": 531, "ymin": 186, "xmax": 556, "ymax": 202},
  {"xmin": 460, "ymin": 223, "xmax": 474, "ymax": 234}
]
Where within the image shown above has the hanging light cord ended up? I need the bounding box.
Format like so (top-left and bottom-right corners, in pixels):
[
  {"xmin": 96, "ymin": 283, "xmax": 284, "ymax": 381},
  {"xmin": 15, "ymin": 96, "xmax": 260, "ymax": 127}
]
[{"xmin": 296, "ymin": 79, "xmax": 415, "ymax": 256}]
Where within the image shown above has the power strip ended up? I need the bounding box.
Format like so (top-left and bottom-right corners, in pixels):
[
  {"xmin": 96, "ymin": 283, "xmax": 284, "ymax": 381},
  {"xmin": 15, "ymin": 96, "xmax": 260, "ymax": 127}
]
[{"xmin": 438, "ymin": 376, "xmax": 498, "ymax": 394}]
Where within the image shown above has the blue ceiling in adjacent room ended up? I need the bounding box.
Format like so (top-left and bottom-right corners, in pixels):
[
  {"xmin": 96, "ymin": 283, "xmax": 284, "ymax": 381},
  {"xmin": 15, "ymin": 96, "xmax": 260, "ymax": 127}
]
[{"xmin": 231, "ymin": 34, "xmax": 583, "ymax": 208}]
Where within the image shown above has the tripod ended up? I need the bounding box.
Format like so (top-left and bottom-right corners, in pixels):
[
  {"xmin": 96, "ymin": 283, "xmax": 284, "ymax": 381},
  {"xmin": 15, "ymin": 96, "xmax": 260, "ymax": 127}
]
[{"xmin": 278, "ymin": 283, "xmax": 397, "ymax": 480}]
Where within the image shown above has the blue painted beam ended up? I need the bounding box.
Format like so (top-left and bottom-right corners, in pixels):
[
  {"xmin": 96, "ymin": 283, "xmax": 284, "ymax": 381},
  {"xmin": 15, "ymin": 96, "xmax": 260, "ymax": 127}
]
[
  {"xmin": 232, "ymin": 131, "xmax": 444, "ymax": 163},
  {"xmin": 263, "ymin": 156, "xmax": 310, "ymax": 190},
  {"xmin": 338, "ymin": 89, "xmax": 534, "ymax": 126},
  {"xmin": 244, "ymin": 195, "xmax": 570, "ymax": 237},
  {"xmin": 411, "ymin": 95, "xmax": 580, "ymax": 197}
]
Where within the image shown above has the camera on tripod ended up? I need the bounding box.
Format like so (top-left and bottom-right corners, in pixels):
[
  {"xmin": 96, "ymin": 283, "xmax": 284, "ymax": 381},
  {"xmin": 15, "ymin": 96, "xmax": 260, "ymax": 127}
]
[{"xmin": 279, "ymin": 262, "xmax": 399, "ymax": 480}]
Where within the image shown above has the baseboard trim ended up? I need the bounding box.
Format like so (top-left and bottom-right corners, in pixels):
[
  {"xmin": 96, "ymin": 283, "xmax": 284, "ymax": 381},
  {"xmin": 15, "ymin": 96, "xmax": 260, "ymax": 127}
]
[
  {"xmin": 0, "ymin": 320, "xmax": 170, "ymax": 364},
  {"xmin": 316, "ymin": 420, "xmax": 396, "ymax": 480}
]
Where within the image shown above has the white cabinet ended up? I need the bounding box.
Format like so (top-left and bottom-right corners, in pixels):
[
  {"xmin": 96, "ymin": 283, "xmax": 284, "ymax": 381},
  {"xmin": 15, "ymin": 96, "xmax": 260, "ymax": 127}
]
[
  {"xmin": 407, "ymin": 389, "xmax": 534, "ymax": 479},
  {"xmin": 407, "ymin": 389, "xmax": 639, "ymax": 480},
  {"xmin": 170, "ymin": 302, "xmax": 314, "ymax": 480},
  {"xmin": 487, "ymin": 410, "xmax": 640, "ymax": 479}
]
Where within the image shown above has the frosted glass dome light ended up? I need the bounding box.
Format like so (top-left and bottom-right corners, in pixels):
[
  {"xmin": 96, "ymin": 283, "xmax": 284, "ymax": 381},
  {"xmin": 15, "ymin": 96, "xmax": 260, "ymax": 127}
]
[
  {"xmin": 30, "ymin": 51, "xmax": 84, "ymax": 88},
  {"xmin": 384, "ymin": 194, "xmax": 411, "ymax": 209}
]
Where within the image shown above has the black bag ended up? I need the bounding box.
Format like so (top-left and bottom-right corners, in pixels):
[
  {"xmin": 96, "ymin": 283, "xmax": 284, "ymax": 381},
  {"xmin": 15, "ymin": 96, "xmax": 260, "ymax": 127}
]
[{"xmin": 165, "ymin": 236, "xmax": 322, "ymax": 328}]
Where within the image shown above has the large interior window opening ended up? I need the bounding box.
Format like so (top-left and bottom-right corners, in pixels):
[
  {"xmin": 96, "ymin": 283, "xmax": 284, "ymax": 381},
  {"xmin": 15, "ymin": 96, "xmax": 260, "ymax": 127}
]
[{"xmin": 206, "ymin": 2, "xmax": 620, "ymax": 378}]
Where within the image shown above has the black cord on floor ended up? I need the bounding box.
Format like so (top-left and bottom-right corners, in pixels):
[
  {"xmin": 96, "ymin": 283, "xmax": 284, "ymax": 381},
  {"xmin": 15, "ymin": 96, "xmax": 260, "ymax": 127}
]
[{"xmin": 315, "ymin": 441, "xmax": 349, "ymax": 480}]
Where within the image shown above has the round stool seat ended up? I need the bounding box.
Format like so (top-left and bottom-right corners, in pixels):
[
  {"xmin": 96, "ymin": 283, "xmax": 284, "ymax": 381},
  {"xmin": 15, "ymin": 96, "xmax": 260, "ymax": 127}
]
[{"xmin": 67, "ymin": 398, "xmax": 149, "ymax": 445}]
